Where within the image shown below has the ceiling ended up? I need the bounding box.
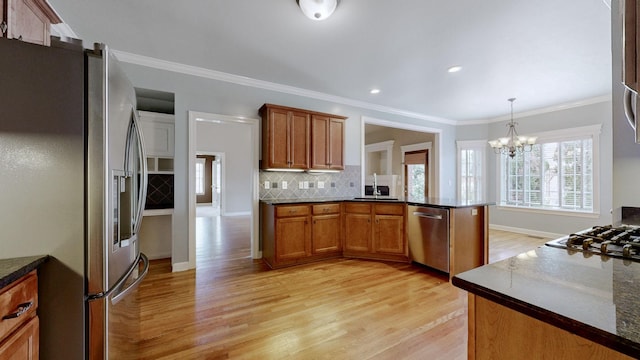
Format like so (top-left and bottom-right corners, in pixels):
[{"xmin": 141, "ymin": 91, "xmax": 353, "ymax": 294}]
[{"xmin": 47, "ymin": 0, "xmax": 612, "ymax": 123}]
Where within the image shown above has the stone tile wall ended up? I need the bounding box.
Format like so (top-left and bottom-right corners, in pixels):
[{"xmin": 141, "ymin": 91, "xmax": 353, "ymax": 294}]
[{"xmin": 259, "ymin": 165, "xmax": 361, "ymax": 200}]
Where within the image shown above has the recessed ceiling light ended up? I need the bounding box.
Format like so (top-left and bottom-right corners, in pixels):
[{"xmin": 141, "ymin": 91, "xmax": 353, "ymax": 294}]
[
  {"xmin": 447, "ymin": 66, "xmax": 462, "ymax": 73},
  {"xmin": 370, "ymin": 89, "xmax": 380, "ymax": 94}
]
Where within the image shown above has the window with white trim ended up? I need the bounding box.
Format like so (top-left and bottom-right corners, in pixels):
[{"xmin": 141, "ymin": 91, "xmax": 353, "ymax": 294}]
[
  {"xmin": 497, "ymin": 125, "xmax": 601, "ymax": 214},
  {"xmin": 457, "ymin": 140, "xmax": 486, "ymax": 203},
  {"xmin": 195, "ymin": 158, "xmax": 206, "ymax": 195}
]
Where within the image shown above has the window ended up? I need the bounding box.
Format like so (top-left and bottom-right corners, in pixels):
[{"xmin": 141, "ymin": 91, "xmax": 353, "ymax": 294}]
[
  {"xmin": 497, "ymin": 125, "xmax": 600, "ymax": 214},
  {"xmin": 404, "ymin": 150, "xmax": 428, "ymax": 198},
  {"xmin": 195, "ymin": 158, "xmax": 206, "ymax": 195},
  {"xmin": 457, "ymin": 140, "xmax": 486, "ymax": 203}
]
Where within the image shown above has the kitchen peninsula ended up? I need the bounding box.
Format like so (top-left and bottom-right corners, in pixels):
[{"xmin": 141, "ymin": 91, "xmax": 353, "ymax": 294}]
[
  {"xmin": 452, "ymin": 246, "xmax": 640, "ymax": 359},
  {"xmin": 260, "ymin": 196, "xmax": 492, "ymax": 276}
]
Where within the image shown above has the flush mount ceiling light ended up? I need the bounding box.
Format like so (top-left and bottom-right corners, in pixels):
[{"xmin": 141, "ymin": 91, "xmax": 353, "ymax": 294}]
[
  {"xmin": 370, "ymin": 88, "xmax": 380, "ymax": 94},
  {"xmin": 447, "ymin": 65, "xmax": 462, "ymax": 73},
  {"xmin": 488, "ymin": 98, "xmax": 537, "ymax": 158},
  {"xmin": 297, "ymin": 0, "xmax": 338, "ymax": 21}
]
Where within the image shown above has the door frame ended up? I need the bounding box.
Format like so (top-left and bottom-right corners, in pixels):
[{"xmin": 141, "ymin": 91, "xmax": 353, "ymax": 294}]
[
  {"xmin": 188, "ymin": 111, "xmax": 261, "ymax": 269},
  {"xmin": 401, "ymin": 143, "xmax": 432, "ymax": 198},
  {"xmin": 196, "ymin": 151, "xmax": 225, "ymax": 213},
  {"xmin": 361, "ymin": 116, "xmax": 441, "ymax": 198}
]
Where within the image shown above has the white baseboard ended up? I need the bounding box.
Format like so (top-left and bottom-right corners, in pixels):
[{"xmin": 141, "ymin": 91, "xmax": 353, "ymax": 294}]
[
  {"xmin": 489, "ymin": 224, "xmax": 563, "ymax": 240},
  {"xmin": 171, "ymin": 261, "xmax": 193, "ymax": 272},
  {"xmin": 223, "ymin": 211, "xmax": 251, "ymax": 217}
]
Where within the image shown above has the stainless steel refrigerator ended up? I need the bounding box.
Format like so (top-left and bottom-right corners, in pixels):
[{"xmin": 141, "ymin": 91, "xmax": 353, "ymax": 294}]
[{"xmin": 0, "ymin": 38, "xmax": 149, "ymax": 359}]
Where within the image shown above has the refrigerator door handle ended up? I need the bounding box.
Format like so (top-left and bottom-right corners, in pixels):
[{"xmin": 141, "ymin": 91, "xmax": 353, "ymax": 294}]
[
  {"xmin": 131, "ymin": 109, "xmax": 148, "ymax": 235},
  {"xmin": 624, "ymin": 86, "xmax": 640, "ymax": 143},
  {"xmin": 87, "ymin": 252, "xmax": 149, "ymax": 302},
  {"xmin": 111, "ymin": 252, "xmax": 149, "ymax": 305}
]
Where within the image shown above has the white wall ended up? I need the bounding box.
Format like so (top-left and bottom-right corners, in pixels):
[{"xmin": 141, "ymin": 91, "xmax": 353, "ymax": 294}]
[{"xmin": 196, "ymin": 121, "xmax": 252, "ymax": 215}]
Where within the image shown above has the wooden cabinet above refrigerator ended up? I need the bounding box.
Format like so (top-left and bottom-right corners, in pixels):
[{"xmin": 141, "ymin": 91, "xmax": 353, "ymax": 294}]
[{"xmin": 1, "ymin": 0, "xmax": 61, "ymax": 46}]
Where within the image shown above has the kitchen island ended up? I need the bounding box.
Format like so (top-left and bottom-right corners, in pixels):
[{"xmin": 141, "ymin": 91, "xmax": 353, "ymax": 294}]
[{"xmin": 452, "ymin": 246, "xmax": 639, "ymax": 359}]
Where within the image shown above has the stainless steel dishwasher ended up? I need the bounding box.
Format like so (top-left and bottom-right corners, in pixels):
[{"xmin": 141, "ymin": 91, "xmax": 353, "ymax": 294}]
[{"xmin": 407, "ymin": 205, "xmax": 450, "ymax": 273}]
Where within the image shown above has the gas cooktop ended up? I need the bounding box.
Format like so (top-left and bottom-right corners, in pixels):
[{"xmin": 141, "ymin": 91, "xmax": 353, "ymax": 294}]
[{"xmin": 546, "ymin": 225, "xmax": 640, "ymax": 262}]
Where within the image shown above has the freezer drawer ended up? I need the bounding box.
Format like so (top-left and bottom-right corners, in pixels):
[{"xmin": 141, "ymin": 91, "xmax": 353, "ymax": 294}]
[{"xmin": 407, "ymin": 205, "xmax": 450, "ymax": 273}]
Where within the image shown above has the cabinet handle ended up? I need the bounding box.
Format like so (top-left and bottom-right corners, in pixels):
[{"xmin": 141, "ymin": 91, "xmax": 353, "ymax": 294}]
[{"xmin": 2, "ymin": 301, "xmax": 33, "ymax": 320}]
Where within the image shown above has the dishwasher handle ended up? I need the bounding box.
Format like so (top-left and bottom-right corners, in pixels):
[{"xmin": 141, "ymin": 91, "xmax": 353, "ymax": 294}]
[{"xmin": 412, "ymin": 212, "xmax": 443, "ymax": 220}]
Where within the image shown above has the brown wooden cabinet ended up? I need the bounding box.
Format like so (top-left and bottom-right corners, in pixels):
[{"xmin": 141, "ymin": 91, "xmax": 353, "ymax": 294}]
[
  {"xmin": 311, "ymin": 203, "xmax": 342, "ymax": 254},
  {"xmin": 262, "ymin": 202, "xmax": 343, "ymax": 268},
  {"xmin": 0, "ymin": 270, "xmax": 39, "ymax": 359},
  {"xmin": 311, "ymin": 115, "xmax": 345, "ymax": 170},
  {"xmin": 260, "ymin": 104, "xmax": 346, "ymax": 171},
  {"xmin": 467, "ymin": 294, "xmax": 633, "ymax": 360},
  {"xmin": 1, "ymin": 0, "xmax": 61, "ymax": 46},
  {"xmin": 260, "ymin": 104, "xmax": 310, "ymax": 170},
  {"xmin": 343, "ymin": 202, "xmax": 408, "ymax": 262}
]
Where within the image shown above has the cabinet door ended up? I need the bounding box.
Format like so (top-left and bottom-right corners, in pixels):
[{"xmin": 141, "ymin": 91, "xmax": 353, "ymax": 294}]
[
  {"xmin": 7, "ymin": 0, "xmax": 54, "ymax": 46},
  {"xmin": 328, "ymin": 118, "xmax": 345, "ymax": 170},
  {"xmin": 289, "ymin": 111, "xmax": 310, "ymax": 169},
  {"xmin": 140, "ymin": 120, "xmax": 175, "ymax": 157},
  {"xmin": 264, "ymin": 107, "xmax": 290, "ymax": 169},
  {"xmin": 373, "ymin": 214, "xmax": 405, "ymax": 254},
  {"xmin": 311, "ymin": 115, "xmax": 344, "ymax": 170},
  {"xmin": 312, "ymin": 214, "xmax": 341, "ymax": 254},
  {"xmin": 344, "ymin": 213, "xmax": 371, "ymax": 252},
  {"xmin": 311, "ymin": 115, "xmax": 329, "ymax": 169},
  {"xmin": 275, "ymin": 216, "xmax": 311, "ymax": 261},
  {"xmin": 0, "ymin": 316, "xmax": 39, "ymax": 360}
]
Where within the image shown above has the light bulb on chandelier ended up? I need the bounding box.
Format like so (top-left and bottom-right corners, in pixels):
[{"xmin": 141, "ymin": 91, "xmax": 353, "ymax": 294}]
[{"xmin": 488, "ymin": 98, "xmax": 537, "ymax": 158}]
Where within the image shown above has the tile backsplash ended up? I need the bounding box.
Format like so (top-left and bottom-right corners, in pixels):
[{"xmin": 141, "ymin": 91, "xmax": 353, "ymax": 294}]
[{"xmin": 260, "ymin": 165, "xmax": 361, "ymax": 200}]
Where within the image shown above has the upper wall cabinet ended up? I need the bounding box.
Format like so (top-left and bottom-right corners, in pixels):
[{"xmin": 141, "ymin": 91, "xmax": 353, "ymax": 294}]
[
  {"xmin": 311, "ymin": 115, "xmax": 345, "ymax": 171},
  {"xmin": 1, "ymin": 0, "xmax": 61, "ymax": 46},
  {"xmin": 260, "ymin": 103, "xmax": 346, "ymax": 171},
  {"xmin": 139, "ymin": 111, "xmax": 175, "ymax": 157},
  {"xmin": 139, "ymin": 111, "xmax": 174, "ymax": 173},
  {"xmin": 260, "ymin": 104, "xmax": 311, "ymax": 170}
]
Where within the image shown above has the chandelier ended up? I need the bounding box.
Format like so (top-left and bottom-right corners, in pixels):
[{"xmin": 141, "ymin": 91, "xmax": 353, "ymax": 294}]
[
  {"xmin": 297, "ymin": 0, "xmax": 338, "ymax": 21},
  {"xmin": 488, "ymin": 98, "xmax": 536, "ymax": 158}
]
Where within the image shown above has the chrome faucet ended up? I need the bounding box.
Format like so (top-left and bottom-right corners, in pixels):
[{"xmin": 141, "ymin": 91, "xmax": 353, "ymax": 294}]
[{"xmin": 373, "ymin": 173, "xmax": 380, "ymax": 197}]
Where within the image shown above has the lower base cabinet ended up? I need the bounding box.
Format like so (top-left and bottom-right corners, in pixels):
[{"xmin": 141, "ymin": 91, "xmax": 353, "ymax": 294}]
[
  {"xmin": 262, "ymin": 203, "xmax": 342, "ymax": 268},
  {"xmin": 0, "ymin": 271, "xmax": 39, "ymax": 360},
  {"xmin": 468, "ymin": 294, "xmax": 633, "ymax": 360},
  {"xmin": 343, "ymin": 202, "xmax": 408, "ymax": 262}
]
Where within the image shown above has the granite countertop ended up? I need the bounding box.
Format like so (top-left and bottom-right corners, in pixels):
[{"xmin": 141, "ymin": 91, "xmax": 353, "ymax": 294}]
[
  {"xmin": 0, "ymin": 255, "xmax": 49, "ymax": 290},
  {"xmin": 261, "ymin": 196, "xmax": 494, "ymax": 207},
  {"xmin": 452, "ymin": 246, "xmax": 640, "ymax": 358},
  {"xmin": 406, "ymin": 197, "xmax": 495, "ymax": 208}
]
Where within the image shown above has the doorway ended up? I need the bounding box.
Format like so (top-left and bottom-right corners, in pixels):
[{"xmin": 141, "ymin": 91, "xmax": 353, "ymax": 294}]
[
  {"xmin": 404, "ymin": 150, "xmax": 429, "ymax": 198},
  {"xmin": 196, "ymin": 152, "xmax": 224, "ymax": 216},
  {"xmin": 187, "ymin": 111, "xmax": 260, "ymax": 270}
]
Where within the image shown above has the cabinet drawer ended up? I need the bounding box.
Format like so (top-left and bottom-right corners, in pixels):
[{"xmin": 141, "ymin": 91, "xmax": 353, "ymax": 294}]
[
  {"xmin": 375, "ymin": 203, "xmax": 405, "ymax": 215},
  {"xmin": 0, "ymin": 272, "xmax": 38, "ymax": 341},
  {"xmin": 312, "ymin": 203, "xmax": 340, "ymax": 215},
  {"xmin": 276, "ymin": 205, "xmax": 310, "ymax": 217},
  {"xmin": 344, "ymin": 203, "xmax": 372, "ymax": 214}
]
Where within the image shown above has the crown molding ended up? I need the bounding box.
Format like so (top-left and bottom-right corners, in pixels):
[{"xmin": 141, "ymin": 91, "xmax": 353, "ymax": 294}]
[
  {"xmin": 112, "ymin": 50, "xmax": 458, "ymax": 126},
  {"xmin": 459, "ymin": 95, "xmax": 612, "ymax": 126}
]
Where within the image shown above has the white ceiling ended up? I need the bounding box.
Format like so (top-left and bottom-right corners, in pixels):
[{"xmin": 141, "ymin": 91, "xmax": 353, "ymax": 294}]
[{"xmin": 48, "ymin": 0, "xmax": 612, "ymax": 123}]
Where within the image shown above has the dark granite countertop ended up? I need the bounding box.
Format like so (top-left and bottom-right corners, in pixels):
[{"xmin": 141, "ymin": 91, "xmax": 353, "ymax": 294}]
[
  {"xmin": 0, "ymin": 255, "xmax": 48, "ymax": 290},
  {"xmin": 452, "ymin": 246, "xmax": 640, "ymax": 358},
  {"xmin": 261, "ymin": 197, "xmax": 494, "ymax": 207}
]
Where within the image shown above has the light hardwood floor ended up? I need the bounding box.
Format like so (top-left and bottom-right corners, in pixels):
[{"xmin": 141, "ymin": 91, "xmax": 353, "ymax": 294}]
[{"xmin": 136, "ymin": 216, "xmax": 550, "ymax": 359}]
